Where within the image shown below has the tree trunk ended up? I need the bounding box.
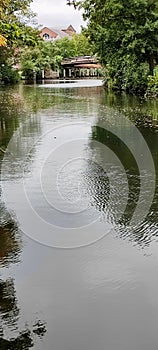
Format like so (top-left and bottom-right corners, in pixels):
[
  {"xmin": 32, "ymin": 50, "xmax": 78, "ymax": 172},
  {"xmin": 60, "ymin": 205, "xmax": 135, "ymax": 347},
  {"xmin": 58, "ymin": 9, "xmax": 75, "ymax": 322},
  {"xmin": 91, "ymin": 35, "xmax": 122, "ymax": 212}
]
[{"xmin": 148, "ymin": 54, "xmax": 155, "ymax": 76}]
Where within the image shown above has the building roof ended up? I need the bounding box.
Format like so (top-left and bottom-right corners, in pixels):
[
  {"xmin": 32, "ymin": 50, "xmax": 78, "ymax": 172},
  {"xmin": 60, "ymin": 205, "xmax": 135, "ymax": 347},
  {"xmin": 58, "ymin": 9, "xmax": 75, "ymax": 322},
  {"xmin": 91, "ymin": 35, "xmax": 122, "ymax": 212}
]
[
  {"xmin": 63, "ymin": 24, "xmax": 76, "ymax": 33},
  {"xmin": 40, "ymin": 25, "xmax": 76, "ymax": 41},
  {"xmin": 62, "ymin": 56, "xmax": 99, "ymax": 67},
  {"xmin": 73, "ymin": 63, "xmax": 102, "ymax": 68},
  {"xmin": 49, "ymin": 28, "xmax": 70, "ymax": 38},
  {"xmin": 61, "ymin": 56, "xmax": 101, "ymax": 69}
]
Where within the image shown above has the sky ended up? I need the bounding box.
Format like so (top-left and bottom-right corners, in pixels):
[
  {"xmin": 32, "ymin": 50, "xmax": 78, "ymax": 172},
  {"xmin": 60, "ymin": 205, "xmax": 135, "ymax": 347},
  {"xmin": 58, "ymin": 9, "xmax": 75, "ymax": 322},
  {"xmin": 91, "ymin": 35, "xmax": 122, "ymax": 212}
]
[{"xmin": 31, "ymin": 0, "xmax": 85, "ymax": 32}]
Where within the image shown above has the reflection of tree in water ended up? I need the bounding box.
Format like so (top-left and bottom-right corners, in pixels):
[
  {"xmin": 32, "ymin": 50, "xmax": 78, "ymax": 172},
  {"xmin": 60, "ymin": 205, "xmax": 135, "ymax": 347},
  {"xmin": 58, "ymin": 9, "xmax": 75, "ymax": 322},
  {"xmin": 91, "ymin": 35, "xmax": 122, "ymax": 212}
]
[
  {"xmin": 0, "ymin": 213, "xmax": 47, "ymax": 348},
  {"xmin": 0, "ymin": 320, "xmax": 46, "ymax": 350},
  {"xmin": 0, "ymin": 266, "xmax": 47, "ymax": 349},
  {"xmin": 0, "ymin": 331, "xmax": 34, "ymax": 349},
  {"xmin": 134, "ymin": 123, "xmax": 158, "ymax": 243},
  {"xmin": 0, "ymin": 87, "xmax": 42, "ymax": 156},
  {"xmin": 82, "ymin": 160, "xmax": 110, "ymax": 214},
  {"xmin": 88, "ymin": 123, "xmax": 158, "ymax": 247},
  {"xmin": 0, "ymin": 215, "xmax": 21, "ymax": 267},
  {"xmin": 90, "ymin": 125, "xmax": 140, "ymax": 223},
  {"xmin": 0, "ymin": 275, "xmax": 46, "ymax": 349},
  {"xmin": 0, "ymin": 88, "xmax": 47, "ymax": 348},
  {"xmin": 0, "ymin": 89, "xmax": 23, "ymax": 155},
  {"xmin": 0, "ymin": 201, "xmax": 21, "ymax": 337},
  {"xmin": 0, "ymin": 278, "xmax": 19, "ymax": 327}
]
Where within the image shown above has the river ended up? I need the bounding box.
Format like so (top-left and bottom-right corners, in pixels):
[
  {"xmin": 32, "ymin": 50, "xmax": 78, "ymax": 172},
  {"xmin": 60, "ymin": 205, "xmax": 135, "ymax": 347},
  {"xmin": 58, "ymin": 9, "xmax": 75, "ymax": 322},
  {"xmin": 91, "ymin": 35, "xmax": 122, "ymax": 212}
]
[{"xmin": 0, "ymin": 80, "xmax": 158, "ymax": 349}]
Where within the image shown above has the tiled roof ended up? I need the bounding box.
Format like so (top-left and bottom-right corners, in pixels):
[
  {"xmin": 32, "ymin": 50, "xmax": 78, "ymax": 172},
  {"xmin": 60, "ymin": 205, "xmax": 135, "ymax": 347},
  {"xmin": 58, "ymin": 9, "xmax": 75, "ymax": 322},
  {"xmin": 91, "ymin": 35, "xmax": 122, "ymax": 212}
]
[{"xmin": 49, "ymin": 28, "xmax": 70, "ymax": 38}]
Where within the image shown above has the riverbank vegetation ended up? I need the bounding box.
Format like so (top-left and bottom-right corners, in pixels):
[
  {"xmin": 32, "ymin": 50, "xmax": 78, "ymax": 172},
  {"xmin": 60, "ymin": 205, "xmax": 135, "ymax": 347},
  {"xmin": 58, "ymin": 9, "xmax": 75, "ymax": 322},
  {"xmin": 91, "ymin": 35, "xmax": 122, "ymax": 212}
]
[
  {"xmin": 0, "ymin": 0, "xmax": 39, "ymax": 83},
  {"xmin": 21, "ymin": 33, "xmax": 93, "ymax": 80},
  {"xmin": 0, "ymin": 0, "xmax": 158, "ymax": 97},
  {"xmin": 0, "ymin": 0, "xmax": 93, "ymax": 83},
  {"xmin": 79, "ymin": 0, "xmax": 158, "ymax": 96}
]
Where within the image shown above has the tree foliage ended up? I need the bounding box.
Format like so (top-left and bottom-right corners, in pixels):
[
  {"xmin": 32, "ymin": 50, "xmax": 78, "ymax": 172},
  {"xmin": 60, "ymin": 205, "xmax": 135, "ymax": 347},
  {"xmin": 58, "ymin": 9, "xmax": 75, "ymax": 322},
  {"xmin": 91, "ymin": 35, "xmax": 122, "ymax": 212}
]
[
  {"xmin": 0, "ymin": 0, "xmax": 39, "ymax": 83},
  {"xmin": 55, "ymin": 33, "xmax": 93, "ymax": 57},
  {"xmin": 21, "ymin": 33, "xmax": 93, "ymax": 80},
  {"xmin": 79, "ymin": 0, "xmax": 158, "ymax": 93},
  {"xmin": 0, "ymin": 34, "xmax": 6, "ymax": 46}
]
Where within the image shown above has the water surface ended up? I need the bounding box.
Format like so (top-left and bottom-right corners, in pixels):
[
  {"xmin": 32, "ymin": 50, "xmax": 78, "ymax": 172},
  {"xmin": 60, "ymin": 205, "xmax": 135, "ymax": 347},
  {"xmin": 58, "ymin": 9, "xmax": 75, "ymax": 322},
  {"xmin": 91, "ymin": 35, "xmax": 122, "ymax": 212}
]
[{"xmin": 0, "ymin": 80, "xmax": 158, "ymax": 349}]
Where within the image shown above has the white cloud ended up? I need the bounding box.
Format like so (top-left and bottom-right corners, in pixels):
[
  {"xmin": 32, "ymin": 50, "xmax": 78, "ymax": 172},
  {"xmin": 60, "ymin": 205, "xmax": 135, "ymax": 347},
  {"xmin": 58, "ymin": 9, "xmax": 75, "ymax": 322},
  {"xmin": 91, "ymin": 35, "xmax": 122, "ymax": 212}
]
[{"xmin": 31, "ymin": 0, "xmax": 86, "ymax": 32}]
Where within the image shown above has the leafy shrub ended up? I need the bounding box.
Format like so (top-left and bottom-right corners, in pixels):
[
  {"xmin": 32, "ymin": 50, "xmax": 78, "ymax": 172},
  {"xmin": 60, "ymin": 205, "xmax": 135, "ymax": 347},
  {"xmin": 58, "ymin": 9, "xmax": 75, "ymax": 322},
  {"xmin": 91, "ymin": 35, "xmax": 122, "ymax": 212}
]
[
  {"xmin": 0, "ymin": 64, "xmax": 19, "ymax": 84},
  {"xmin": 146, "ymin": 70, "xmax": 158, "ymax": 97},
  {"xmin": 103, "ymin": 57, "xmax": 149, "ymax": 94}
]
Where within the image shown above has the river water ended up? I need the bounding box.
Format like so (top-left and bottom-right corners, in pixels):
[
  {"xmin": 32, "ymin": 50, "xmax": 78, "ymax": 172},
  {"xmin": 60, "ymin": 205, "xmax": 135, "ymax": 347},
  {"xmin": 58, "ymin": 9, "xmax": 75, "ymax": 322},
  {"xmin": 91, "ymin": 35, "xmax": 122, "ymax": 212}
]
[{"xmin": 0, "ymin": 80, "xmax": 158, "ymax": 349}]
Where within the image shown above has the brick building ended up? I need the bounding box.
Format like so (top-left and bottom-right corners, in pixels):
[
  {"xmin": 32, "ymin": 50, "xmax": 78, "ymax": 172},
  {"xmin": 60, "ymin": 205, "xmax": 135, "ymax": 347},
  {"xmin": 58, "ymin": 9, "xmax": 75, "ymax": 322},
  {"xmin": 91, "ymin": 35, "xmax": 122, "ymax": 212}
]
[{"xmin": 40, "ymin": 25, "xmax": 76, "ymax": 41}]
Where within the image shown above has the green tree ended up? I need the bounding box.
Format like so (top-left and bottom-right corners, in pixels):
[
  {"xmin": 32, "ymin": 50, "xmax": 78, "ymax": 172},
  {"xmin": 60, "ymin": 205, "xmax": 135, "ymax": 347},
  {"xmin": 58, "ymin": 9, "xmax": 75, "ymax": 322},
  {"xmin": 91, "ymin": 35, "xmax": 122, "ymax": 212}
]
[
  {"xmin": 21, "ymin": 41, "xmax": 61, "ymax": 80},
  {"xmin": 71, "ymin": 32, "xmax": 93, "ymax": 56},
  {"xmin": 21, "ymin": 33, "xmax": 94, "ymax": 80},
  {"xmin": 55, "ymin": 33, "xmax": 93, "ymax": 57},
  {"xmin": 0, "ymin": 0, "xmax": 36, "ymax": 45},
  {"xmin": 0, "ymin": 0, "xmax": 39, "ymax": 83},
  {"xmin": 79, "ymin": 0, "xmax": 158, "ymax": 92}
]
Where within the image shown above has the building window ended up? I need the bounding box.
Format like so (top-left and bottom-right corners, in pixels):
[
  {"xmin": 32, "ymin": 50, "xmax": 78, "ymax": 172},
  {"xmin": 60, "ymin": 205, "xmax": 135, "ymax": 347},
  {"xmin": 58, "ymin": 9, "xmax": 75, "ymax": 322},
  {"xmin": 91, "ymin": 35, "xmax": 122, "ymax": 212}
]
[{"xmin": 43, "ymin": 33, "xmax": 49, "ymax": 40}]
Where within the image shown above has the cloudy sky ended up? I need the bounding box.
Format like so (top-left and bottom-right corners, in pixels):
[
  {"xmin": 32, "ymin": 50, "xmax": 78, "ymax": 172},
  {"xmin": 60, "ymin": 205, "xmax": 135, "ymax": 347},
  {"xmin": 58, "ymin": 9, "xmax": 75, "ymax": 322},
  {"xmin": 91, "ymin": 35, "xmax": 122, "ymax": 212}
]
[{"xmin": 31, "ymin": 0, "xmax": 85, "ymax": 32}]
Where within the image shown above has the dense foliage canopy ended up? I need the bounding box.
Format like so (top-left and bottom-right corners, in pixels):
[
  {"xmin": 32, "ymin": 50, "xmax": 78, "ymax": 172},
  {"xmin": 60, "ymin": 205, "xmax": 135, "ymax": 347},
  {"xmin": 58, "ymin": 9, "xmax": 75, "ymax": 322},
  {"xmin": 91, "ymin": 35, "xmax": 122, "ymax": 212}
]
[
  {"xmin": 79, "ymin": 0, "xmax": 158, "ymax": 93},
  {"xmin": 1, "ymin": 0, "xmax": 158, "ymax": 95},
  {"xmin": 0, "ymin": 0, "xmax": 39, "ymax": 83},
  {"xmin": 0, "ymin": 0, "xmax": 37, "ymax": 45},
  {"xmin": 21, "ymin": 33, "xmax": 93, "ymax": 80},
  {"xmin": 0, "ymin": 0, "xmax": 93, "ymax": 83}
]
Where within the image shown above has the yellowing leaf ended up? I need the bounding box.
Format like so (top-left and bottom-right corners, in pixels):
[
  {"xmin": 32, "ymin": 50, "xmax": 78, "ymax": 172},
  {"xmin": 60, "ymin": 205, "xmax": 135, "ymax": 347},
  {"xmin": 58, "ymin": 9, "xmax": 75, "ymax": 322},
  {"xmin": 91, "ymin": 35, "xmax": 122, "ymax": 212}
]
[{"xmin": 0, "ymin": 34, "xmax": 7, "ymax": 46}]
